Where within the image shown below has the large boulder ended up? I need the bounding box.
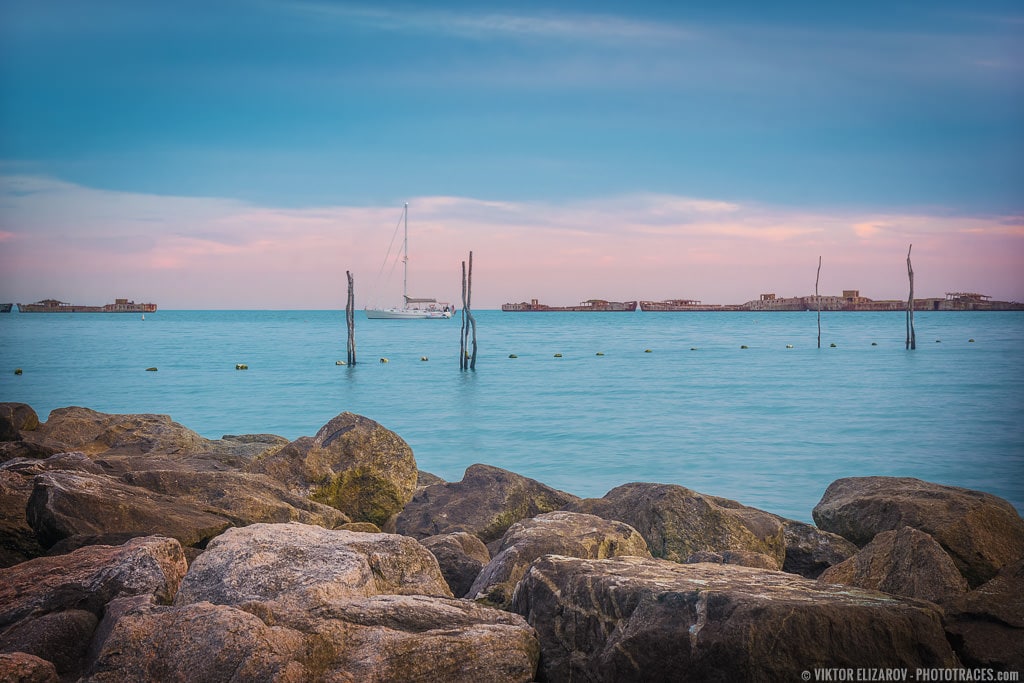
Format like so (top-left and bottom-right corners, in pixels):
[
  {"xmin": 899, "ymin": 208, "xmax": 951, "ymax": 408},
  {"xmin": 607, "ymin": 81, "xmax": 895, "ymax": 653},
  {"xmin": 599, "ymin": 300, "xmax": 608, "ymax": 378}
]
[
  {"xmin": 776, "ymin": 517, "xmax": 859, "ymax": 578},
  {"xmin": 684, "ymin": 550, "xmax": 780, "ymax": 570},
  {"xmin": 395, "ymin": 464, "xmax": 579, "ymax": 546},
  {"xmin": 151, "ymin": 522, "xmax": 538, "ymax": 682},
  {"xmin": 0, "ymin": 403, "xmax": 40, "ymax": 441},
  {"xmin": 1, "ymin": 454, "xmax": 109, "ymax": 567},
  {"xmin": 120, "ymin": 469, "xmax": 350, "ymax": 529},
  {"xmin": 0, "ymin": 471, "xmax": 44, "ymax": 568},
  {"xmin": 18, "ymin": 407, "xmax": 285, "ymax": 472},
  {"xmin": 0, "ymin": 536, "xmax": 187, "ymax": 679},
  {"xmin": 942, "ymin": 557, "xmax": 1024, "ymax": 671},
  {"xmin": 565, "ymin": 482, "xmax": 786, "ymax": 566},
  {"xmin": 26, "ymin": 470, "xmax": 232, "ymax": 551},
  {"xmin": 512, "ymin": 555, "xmax": 957, "ymax": 682},
  {"xmin": 468, "ymin": 511, "xmax": 651, "ymax": 607},
  {"xmin": 174, "ymin": 522, "xmax": 453, "ymax": 612},
  {"xmin": 0, "ymin": 652, "xmax": 59, "ymax": 683},
  {"xmin": 819, "ymin": 526, "xmax": 969, "ymax": 602},
  {"xmin": 247, "ymin": 412, "xmax": 417, "ymax": 528},
  {"xmin": 420, "ymin": 531, "xmax": 491, "ymax": 598},
  {"xmin": 812, "ymin": 477, "xmax": 1024, "ymax": 586},
  {"xmin": 22, "ymin": 407, "xmax": 208, "ymax": 457},
  {"xmin": 0, "ymin": 403, "xmax": 54, "ymax": 463},
  {"xmin": 83, "ymin": 600, "xmax": 307, "ymax": 682},
  {"xmin": 87, "ymin": 593, "xmax": 539, "ymax": 683}
]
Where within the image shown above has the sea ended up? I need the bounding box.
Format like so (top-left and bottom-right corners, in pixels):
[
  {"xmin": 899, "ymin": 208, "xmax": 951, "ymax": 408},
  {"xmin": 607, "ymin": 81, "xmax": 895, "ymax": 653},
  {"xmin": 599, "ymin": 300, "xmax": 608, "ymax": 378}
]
[{"xmin": 2, "ymin": 309, "xmax": 1022, "ymax": 524}]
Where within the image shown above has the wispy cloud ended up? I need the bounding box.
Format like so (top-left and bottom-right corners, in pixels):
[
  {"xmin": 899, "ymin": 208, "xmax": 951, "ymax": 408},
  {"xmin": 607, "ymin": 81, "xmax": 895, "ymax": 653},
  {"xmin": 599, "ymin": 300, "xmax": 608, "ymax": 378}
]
[{"xmin": 282, "ymin": 2, "xmax": 694, "ymax": 44}]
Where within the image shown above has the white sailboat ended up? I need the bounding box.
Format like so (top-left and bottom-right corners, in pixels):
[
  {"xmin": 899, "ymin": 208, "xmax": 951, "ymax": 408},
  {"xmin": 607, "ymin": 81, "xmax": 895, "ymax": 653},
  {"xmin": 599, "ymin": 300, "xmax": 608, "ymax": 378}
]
[{"xmin": 365, "ymin": 203, "xmax": 453, "ymax": 320}]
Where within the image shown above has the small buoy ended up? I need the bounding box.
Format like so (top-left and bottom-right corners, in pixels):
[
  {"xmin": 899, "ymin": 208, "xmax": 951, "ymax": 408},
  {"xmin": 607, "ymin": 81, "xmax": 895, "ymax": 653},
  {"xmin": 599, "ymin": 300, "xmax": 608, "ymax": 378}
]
[
  {"xmin": 829, "ymin": 343, "xmax": 837, "ymax": 348},
  {"xmin": 644, "ymin": 349, "xmax": 652, "ymax": 353},
  {"xmin": 553, "ymin": 353, "xmax": 563, "ymax": 358},
  {"xmin": 14, "ymin": 368, "xmax": 22, "ymax": 375},
  {"xmin": 968, "ymin": 338, "xmax": 975, "ymax": 343},
  {"xmin": 785, "ymin": 344, "xmax": 793, "ymax": 349},
  {"xmin": 595, "ymin": 352, "xmax": 604, "ymax": 356},
  {"xmin": 420, "ymin": 356, "xmax": 428, "ymax": 361},
  {"xmin": 235, "ymin": 363, "xmax": 248, "ymax": 370},
  {"xmin": 336, "ymin": 360, "xmax": 346, "ymax": 366},
  {"xmin": 508, "ymin": 354, "xmax": 518, "ymax": 359},
  {"xmin": 740, "ymin": 345, "xmax": 748, "ymax": 349},
  {"xmin": 379, "ymin": 358, "xmax": 389, "ymax": 364},
  {"xmin": 145, "ymin": 367, "xmax": 158, "ymax": 372},
  {"xmin": 935, "ymin": 340, "xmax": 941, "ymax": 343},
  {"xmin": 871, "ymin": 342, "xmax": 878, "ymax": 346},
  {"xmin": 690, "ymin": 347, "xmax": 698, "ymax": 351}
]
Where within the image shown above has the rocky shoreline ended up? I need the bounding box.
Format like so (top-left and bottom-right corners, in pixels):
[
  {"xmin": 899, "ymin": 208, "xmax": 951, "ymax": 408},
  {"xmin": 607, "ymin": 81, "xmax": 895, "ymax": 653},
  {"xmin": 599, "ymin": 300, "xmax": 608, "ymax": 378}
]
[{"xmin": 1, "ymin": 403, "xmax": 1021, "ymax": 681}]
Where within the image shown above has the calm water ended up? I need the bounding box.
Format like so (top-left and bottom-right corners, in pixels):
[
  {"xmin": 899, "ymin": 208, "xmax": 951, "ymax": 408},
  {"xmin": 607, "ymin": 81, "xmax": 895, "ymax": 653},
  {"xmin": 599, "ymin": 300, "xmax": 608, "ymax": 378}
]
[{"xmin": 2, "ymin": 310, "xmax": 1022, "ymax": 523}]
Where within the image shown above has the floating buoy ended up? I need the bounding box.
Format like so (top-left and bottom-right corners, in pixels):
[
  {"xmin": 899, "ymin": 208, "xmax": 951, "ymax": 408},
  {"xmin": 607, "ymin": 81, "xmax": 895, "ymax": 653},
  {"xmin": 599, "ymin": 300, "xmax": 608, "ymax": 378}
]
[
  {"xmin": 336, "ymin": 360, "xmax": 346, "ymax": 366},
  {"xmin": 145, "ymin": 367, "xmax": 158, "ymax": 372},
  {"xmin": 553, "ymin": 353, "xmax": 563, "ymax": 358},
  {"xmin": 595, "ymin": 352, "xmax": 604, "ymax": 356},
  {"xmin": 644, "ymin": 349, "xmax": 652, "ymax": 353},
  {"xmin": 235, "ymin": 364, "xmax": 248, "ymax": 370},
  {"xmin": 420, "ymin": 356, "xmax": 429, "ymax": 361},
  {"xmin": 935, "ymin": 340, "xmax": 941, "ymax": 343},
  {"xmin": 508, "ymin": 354, "xmax": 518, "ymax": 359},
  {"xmin": 829, "ymin": 343, "xmax": 837, "ymax": 348},
  {"xmin": 740, "ymin": 345, "xmax": 748, "ymax": 349},
  {"xmin": 690, "ymin": 347, "xmax": 698, "ymax": 351},
  {"xmin": 968, "ymin": 339, "xmax": 975, "ymax": 343},
  {"xmin": 785, "ymin": 344, "xmax": 793, "ymax": 349},
  {"xmin": 379, "ymin": 358, "xmax": 389, "ymax": 364},
  {"xmin": 871, "ymin": 342, "xmax": 878, "ymax": 346},
  {"xmin": 14, "ymin": 368, "xmax": 22, "ymax": 375}
]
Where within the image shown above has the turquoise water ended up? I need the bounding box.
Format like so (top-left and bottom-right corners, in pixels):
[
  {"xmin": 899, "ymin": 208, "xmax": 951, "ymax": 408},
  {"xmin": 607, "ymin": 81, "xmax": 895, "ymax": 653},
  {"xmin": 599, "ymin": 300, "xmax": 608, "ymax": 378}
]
[{"xmin": 2, "ymin": 310, "xmax": 1022, "ymax": 523}]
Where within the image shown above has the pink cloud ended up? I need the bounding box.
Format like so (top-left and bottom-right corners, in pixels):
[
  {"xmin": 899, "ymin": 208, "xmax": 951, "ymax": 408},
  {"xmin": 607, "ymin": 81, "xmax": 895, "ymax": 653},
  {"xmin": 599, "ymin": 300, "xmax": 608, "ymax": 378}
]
[{"xmin": 1, "ymin": 175, "xmax": 1022, "ymax": 308}]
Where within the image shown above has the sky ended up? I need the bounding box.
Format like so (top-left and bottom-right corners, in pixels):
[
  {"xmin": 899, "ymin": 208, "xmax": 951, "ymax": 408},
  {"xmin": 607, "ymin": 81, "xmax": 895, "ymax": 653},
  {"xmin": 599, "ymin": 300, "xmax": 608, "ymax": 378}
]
[{"xmin": 1, "ymin": 1, "xmax": 1022, "ymax": 309}]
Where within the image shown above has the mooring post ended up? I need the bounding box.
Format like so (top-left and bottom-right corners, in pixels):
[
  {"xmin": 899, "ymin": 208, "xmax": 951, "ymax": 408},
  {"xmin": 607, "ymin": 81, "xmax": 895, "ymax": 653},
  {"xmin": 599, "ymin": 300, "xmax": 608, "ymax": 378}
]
[
  {"xmin": 906, "ymin": 245, "xmax": 916, "ymax": 350},
  {"xmin": 816, "ymin": 255, "xmax": 822, "ymax": 349},
  {"xmin": 346, "ymin": 270, "xmax": 356, "ymax": 365},
  {"xmin": 460, "ymin": 252, "xmax": 477, "ymax": 370}
]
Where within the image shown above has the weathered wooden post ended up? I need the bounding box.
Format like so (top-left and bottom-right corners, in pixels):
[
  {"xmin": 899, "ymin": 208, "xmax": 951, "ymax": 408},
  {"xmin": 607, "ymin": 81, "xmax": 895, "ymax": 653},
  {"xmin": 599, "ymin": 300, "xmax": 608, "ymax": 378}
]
[
  {"xmin": 346, "ymin": 270, "xmax": 356, "ymax": 365},
  {"xmin": 906, "ymin": 245, "xmax": 916, "ymax": 350},
  {"xmin": 460, "ymin": 252, "xmax": 477, "ymax": 370},
  {"xmin": 816, "ymin": 255, "xmax": 822, "ymax": 349}
]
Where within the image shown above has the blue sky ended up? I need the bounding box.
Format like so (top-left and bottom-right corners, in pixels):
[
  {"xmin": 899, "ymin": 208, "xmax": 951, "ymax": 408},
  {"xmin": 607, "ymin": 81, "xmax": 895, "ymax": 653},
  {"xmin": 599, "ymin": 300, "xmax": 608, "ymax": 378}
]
[{"xmin": 1, "ymin": 1, "xmax": 1022, "ymax": 307}]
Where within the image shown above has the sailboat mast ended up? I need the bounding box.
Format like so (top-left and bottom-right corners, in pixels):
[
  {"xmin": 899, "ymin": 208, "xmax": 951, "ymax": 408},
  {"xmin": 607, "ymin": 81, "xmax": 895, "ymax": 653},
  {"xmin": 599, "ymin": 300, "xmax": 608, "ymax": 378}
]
[{"xmin": 403, "ymin": 202, "xmax": 409, "ymax": 304}]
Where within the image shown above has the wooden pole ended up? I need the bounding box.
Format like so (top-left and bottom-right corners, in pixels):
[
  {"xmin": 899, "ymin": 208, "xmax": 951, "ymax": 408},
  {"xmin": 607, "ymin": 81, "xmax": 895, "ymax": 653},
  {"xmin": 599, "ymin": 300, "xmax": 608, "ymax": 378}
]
[
  {"xmin": 346, "ymin": 270, "xmax": 356, "ymax": 365},
  {"xmin": 460, "ymin": 252, "xmax": 477, "ymax": 370},
  {"xmin": 816, "ymin": 255, "xmax": 822, "ymax": 349},
  {"xmin": 460, "ymin": 261, "xmax": 467, "ymax": 369},
  {"xmin": 906, "ymin": 244, "xmax": 916, "ymax": 350},
  {"xmin": 467, "ymin": 251, "xmax": 477, "ymax": 370}
]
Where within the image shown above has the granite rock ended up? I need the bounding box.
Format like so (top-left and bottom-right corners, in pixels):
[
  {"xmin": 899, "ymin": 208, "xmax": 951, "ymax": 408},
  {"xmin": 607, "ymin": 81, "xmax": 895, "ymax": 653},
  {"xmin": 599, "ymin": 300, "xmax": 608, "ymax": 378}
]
[
  {"xmin": 812, "ymin": 476, "xmax": 1024, "ymax": 586},
  {"xmin": 420, "ymin": 531, "xmax": 491, "ymax": 598},
  {"xmin": 0, "ymin": 652, "xmax": 59, "ymax": 683},
  {"xmin": 246, "ymin": 412, "xmax": 417, "ymax": 528},
  {"xmin": 512, "ymin": 555, "xmax": 958, "ymax": 682},
  {"xmin": 26, "ymin": 470, "xmax": 232, "ymax": 551},
  {"xmin": 395, "ymin": 464, "xmax": 579, "ymax": 547},
  {"xmin": 565, "ymin": 482, "xmax": 786, "ymax": 566},
  {"xmin": 776, "ymin": 516, "xmax": 859, "ymax": 578},
  {"xmin": 819, "ymin": 526, "xmax": 969, "ymax": 602},
  {"xmin": 942, "ymin": 557, "xmax": 1024, "ymax": 671},
  {"xmin": 468, "ymin": 511, "xmax": 650, "ymax": 607}
]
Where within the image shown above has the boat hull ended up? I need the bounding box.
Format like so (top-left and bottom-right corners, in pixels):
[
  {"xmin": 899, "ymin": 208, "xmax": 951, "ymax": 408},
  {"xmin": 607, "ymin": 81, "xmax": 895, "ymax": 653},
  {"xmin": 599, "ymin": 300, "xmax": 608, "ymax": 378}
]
[{"xmin": 365, "ymin": 308, "xmax": 453, "ymax": 319}]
